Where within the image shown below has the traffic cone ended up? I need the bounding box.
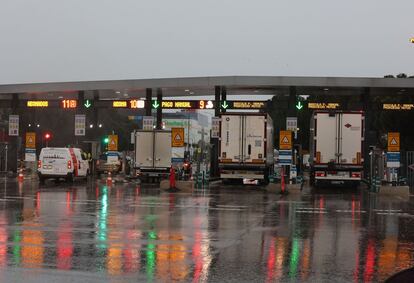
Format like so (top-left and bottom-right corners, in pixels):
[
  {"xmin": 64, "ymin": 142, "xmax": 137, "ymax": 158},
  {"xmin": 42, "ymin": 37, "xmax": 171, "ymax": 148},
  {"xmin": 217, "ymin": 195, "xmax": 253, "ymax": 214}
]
[
  {"xmin": 106, "ymin": 171, "xmax": 113, "ymax": 185},
  {"xmin": 18, "ymin": 168, "xmax": 24, "ymax": 182}
]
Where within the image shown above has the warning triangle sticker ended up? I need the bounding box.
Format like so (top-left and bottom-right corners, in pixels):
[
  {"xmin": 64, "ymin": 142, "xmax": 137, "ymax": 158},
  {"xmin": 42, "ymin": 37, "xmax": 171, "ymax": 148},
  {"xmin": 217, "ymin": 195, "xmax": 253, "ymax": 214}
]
[
  {"xmin": 175, "ymin": 134, "xmax": 182, "ymax": 141},
  {"xmin": 390, "ymin": 138, "xmax": 397, "ymax": 145},
  {"xmin": 28, "ymin": 137, "xmax": 33, "ymax": 143},
  {"xmin": 110, "ymin": 140, "xmax": 116, "ymax": 145},
  {"xmin": 282, "ymin": 136, "xmax": 289, "ymax": 143}
]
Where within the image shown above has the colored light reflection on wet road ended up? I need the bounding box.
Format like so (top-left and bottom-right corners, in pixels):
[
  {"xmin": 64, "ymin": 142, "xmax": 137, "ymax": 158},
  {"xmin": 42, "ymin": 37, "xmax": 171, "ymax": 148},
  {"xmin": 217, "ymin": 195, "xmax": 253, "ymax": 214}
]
[{"xmin": 0, "ymin": 181, "xmax": 410, "ymax": 282}]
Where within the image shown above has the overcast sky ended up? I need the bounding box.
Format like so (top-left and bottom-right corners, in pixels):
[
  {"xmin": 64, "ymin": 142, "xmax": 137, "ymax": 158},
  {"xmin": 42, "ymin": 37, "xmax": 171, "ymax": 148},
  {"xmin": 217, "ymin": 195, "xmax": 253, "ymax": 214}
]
[{"xmin": 0, "ymin": 0, "xmax": 413, "ymax": 84}]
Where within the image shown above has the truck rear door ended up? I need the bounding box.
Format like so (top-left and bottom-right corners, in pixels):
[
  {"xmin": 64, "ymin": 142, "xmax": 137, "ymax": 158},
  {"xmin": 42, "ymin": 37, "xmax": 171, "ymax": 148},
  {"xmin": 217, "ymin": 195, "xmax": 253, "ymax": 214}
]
[
  {"xmin": 220, "ymin": 115, "xmax": 242, "ymax": 162},
  {"xmin": 243, "ymin": 115, "xmax": 265, "ymax": 163},
  {"xmin": 340, "ymin": 113, "xmax": 363, "ymax": 165},
  {"xmin": 315, "ymin": 113, "xmax": 337, "ymax": 163},
  {"xmin": 154, "ymin": 131, "xmax": 172, "ymax": 168},
  {"xmin": 136, "ymin": 132, "xmax": 154, "ymax": 168}
]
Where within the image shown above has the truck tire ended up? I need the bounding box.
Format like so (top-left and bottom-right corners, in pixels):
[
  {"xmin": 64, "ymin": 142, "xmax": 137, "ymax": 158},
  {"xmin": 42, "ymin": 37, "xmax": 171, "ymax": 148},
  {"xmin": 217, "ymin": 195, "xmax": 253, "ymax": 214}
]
[
  {"xmin": 39, "ymin": 175, "xmax": 45, "ymax": 185},
  {"xmin": 310, "ymin": 172, "xmax": 315, "ymax": 186},
  {"xmin": 66, "ymin": 173, "xmax": 74, "ymax": 183}
]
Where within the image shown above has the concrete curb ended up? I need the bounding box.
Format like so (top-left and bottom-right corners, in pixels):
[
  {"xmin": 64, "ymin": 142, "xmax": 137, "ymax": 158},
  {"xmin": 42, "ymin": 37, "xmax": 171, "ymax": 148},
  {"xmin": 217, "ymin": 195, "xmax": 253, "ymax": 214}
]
[
  {"xmin": 378, "ymin": 186, "xmax": 410, "ymax": 198},
  {"xmin": 265, "ymin": 183, "xmax": 303, "ymax": 194},
  {"xmin": 160, "ymin": 180, "xmax": 194, "ymax": 193}
]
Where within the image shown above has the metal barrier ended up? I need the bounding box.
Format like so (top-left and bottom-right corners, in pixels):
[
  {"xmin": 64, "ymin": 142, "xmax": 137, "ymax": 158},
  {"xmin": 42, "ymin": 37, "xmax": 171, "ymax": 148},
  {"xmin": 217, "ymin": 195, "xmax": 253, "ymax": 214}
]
[
  {"xmin": 368, "ymin": 148, "xmax": 384, "ymax": 191},
  {"xmin": 406, "ymin": 151, "xmax": 414, "ymax": 191},
  {"xmin": 0, "ymin": 143, "xmax": 9, "ymax": 176}
]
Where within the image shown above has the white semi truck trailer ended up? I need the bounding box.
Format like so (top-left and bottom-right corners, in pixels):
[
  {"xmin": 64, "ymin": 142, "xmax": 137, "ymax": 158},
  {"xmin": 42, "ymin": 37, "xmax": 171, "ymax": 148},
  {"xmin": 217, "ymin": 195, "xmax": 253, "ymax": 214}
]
[
  {"xmin": 134, "ymin": 130, "xmax": 172, "ymax": 182},
  {"xmin": 219, "ymin": 113, "xmax": 274, "ymax": 184},
  {"xmin": 310, "ymin": 111, "xmax": 364, "ymax": 187}
]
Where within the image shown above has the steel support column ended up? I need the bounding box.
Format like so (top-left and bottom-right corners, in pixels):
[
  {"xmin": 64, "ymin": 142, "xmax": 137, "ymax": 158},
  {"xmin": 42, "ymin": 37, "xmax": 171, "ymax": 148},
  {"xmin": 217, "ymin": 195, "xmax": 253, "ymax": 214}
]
[
  {"xmin": 145, "ymin": 88, "xmax": 152, "ymax": 117},
  {"xmin": 221, "ymin": 86, "xmax": 227, "ymax": 113},
  {"xmin": 211, "ymin": 86, "xmax": 221, "ymax": 177},
  {"xmin": 289, "ymin": 86, "xmax": 297, "ymax": 117},
  {"xmin": 156, "ymin": 88, "xmax": 162, "ymax": 130},
  {"xmin": 361, "ymin": 87, "xmax": 373, "ymax": 179},
  {"xmin": 214, "ymin": 86, "xmax": 221, "ymax": 117}
]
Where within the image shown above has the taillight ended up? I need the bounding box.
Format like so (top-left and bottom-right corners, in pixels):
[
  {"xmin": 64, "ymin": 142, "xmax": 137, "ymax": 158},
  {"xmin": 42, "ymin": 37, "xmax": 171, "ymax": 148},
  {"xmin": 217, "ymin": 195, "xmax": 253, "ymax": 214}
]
[
  {"xmin": 351, "ymin": 172, "xmax": 361, "ymax": 178},
  {"xmin": 37, "ymin": 160, "xmax": 42, "ymax": 169},
  {"xmin": 316, "ymin": 171, "xmax": 325, "ymax": 177},
  {"xmin": 67, "ymin": 160, "xmax": 72, "ymax": 170}
]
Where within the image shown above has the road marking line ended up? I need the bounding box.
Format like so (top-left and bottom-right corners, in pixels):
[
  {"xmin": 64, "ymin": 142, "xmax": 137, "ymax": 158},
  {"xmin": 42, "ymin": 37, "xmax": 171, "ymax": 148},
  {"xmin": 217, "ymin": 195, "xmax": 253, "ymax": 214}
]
[
  {"xmin": 296, "ymin": 210, "xmax": 328, "ymax": 214},
  {"xmin": 335, "ymin": 210, "xmax": 366, "ymax": 213}
]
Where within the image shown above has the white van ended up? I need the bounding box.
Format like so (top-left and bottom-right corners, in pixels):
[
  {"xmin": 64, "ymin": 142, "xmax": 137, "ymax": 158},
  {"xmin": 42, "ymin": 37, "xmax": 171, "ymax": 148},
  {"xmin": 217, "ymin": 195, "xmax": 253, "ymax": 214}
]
[{"xmin": 38, "ymin": 147, "xmax": 90, "ymax": 183}]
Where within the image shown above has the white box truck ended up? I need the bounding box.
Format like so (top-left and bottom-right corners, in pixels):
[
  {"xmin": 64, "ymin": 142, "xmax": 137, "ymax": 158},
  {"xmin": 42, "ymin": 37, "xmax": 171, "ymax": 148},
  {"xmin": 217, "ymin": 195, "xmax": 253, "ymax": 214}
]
[
  {"xmin": 309, "ymin": 111, "xmax": 364, "ymax": 187},
  {"xmin": 219, "ymin": 113, "xmax": 274, "ymax": 184},
  {"xmin": 134, "ymin": 130, "xmax": 172, "ymax": 182}
]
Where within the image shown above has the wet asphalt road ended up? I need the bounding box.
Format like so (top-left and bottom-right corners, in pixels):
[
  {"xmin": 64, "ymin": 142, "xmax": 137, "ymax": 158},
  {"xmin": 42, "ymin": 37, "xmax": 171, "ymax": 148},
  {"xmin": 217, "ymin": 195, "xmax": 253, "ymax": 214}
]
[{"xmin": 0, "ymin": 179, "xmax": 411, "ymax": 282}]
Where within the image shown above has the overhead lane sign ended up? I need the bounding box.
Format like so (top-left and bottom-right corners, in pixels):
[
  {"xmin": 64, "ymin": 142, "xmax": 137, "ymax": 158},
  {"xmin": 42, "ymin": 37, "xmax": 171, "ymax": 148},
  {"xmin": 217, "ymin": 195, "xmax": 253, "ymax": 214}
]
[
  {"xmin": 383, "ymin": 104, "xmax": 414, "ymax": 110},
  {"xmin": 27, "ymin": 101, "xmax": 49, "ymax": 108},
  {"xmin": 308, "ymin": 102, "xmax": 341, "ymax": 110},
  {"xmin": 220, "ymin": 101, "xmax": 266, "ymax": 110},
  {"xmin": 112, "ymin": 100, "xmax": 145, "ymax": 109},
  {"xmin": 153, "ymin": 100, "xmax": 215, "ymax": 109}
]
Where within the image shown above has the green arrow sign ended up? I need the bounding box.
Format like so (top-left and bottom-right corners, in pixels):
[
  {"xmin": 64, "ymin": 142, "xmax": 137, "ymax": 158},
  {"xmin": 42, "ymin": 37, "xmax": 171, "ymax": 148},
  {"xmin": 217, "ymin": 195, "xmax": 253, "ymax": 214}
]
[
  {"xmin": 296, "ymin": 101, "xmax": 303, "ymax": 110},
  {"xmin": 152, "ymin": 100, "xmax": 160, "ymax": 109},
  {"xmin": 84, "ymin": 99, "xmax": 92, "ymax": 108},
  {"xmin": 221, "ymin": 101, "xmax": 229, "ymax": 109}
]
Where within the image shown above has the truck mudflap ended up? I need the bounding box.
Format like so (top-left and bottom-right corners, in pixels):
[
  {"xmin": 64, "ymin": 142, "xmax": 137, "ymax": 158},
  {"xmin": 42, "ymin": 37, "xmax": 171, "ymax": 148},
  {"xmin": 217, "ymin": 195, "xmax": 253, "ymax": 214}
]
[
  {"xmin": 220, "ymin": 172, "xmax": 265, "ymax": 180},
  {"xmin": 312, "ymin": 169, "xmax": 362, "ymax": 187},
  {"xmin": 136, "ymin": 167, "xmax": 170, "ymax": 178},
  {"xmin": 219, "ymin": 163, "xmax": 267, "ymax": 170}
]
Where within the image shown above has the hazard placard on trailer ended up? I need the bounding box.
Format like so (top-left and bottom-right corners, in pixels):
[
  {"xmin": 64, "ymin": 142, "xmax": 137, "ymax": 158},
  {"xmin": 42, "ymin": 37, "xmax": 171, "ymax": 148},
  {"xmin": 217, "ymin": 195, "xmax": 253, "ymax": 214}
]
[
  {"xmin": 108, "ymin": 135, "xmax": 118, "ymax": 151},
  {"xmin": 387, "ymin": 132, "xmax": 400, "ymax": 152},
  {"xmin": 171, "ymin": 128, "xmax": 185, "ymax": 147},
  {"xmin": 25, "ymin": 132, "xmax": 36, "ymax": 149},
  {"xmin": 279, "ymin": 130, "xmax": 292, "ymax": 150}
]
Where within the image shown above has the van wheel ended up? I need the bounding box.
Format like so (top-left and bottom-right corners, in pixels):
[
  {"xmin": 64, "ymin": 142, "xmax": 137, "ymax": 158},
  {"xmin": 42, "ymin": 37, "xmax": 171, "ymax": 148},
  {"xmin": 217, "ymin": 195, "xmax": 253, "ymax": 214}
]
[{"xmin": 66, "ymin": 173, "xmax": 74, "ymax": 183}]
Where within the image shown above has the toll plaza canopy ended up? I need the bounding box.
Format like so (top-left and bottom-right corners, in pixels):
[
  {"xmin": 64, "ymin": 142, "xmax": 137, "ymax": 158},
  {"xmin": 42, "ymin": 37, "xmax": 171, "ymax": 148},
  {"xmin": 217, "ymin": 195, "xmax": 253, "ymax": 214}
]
[{"xmin": 0, "ymin": 76, "xmax": 414, "ymax": 97}]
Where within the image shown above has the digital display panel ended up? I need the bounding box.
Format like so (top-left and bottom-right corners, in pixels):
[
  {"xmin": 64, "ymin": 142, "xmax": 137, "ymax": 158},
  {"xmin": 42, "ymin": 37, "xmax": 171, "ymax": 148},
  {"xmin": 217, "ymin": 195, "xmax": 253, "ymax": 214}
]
[
  {"xmin": 61, "ymin": 99, "xmax": 77, "ymax": 109},
  {"xmin": 231, "ymin": 101, "xmax": 266, "ymax": 109},
  {"xmin": 154, "ymin": 100, "xmax": 214, "ymax": 109},
  {"xmin": 383, "ymin": 103, "xmax": 414, "ymax": 110},
  {"xmin": 308, "ymin": 102, "xmax": 341, "ymax": 109},
  {"xmin": 27, "ymin": 101, "xmax": 49, "ymax": 107}
]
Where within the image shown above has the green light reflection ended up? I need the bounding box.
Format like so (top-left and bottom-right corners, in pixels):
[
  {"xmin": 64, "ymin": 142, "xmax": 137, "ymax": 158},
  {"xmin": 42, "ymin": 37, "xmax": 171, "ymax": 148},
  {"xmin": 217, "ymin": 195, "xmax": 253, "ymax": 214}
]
[
  {"xmin": 13, "ymin": 230, "xmax": 21, "ymax": 266},
  {"xmin": 289, "ymin": 238, "xmax": 300, "ymax": 278}
]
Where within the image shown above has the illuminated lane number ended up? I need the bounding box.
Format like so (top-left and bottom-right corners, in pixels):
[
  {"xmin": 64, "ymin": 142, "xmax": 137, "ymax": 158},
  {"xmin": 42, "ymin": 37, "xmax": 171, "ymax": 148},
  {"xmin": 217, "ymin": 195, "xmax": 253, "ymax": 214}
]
[{"xmin": 62, "ymin": 99, "xmax": 77, "ymax": 109}]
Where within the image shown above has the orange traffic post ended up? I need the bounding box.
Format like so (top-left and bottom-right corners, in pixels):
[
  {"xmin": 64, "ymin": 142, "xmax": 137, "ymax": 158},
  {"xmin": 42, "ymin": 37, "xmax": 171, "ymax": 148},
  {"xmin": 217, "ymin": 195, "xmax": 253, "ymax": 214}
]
[
  {"xmin": 106, "ymin": 171, "xmax": 113, "ymax": 186},
  {"xmin": 17, "ymin": 167, "xmax": 24, "ymax": 182}
]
